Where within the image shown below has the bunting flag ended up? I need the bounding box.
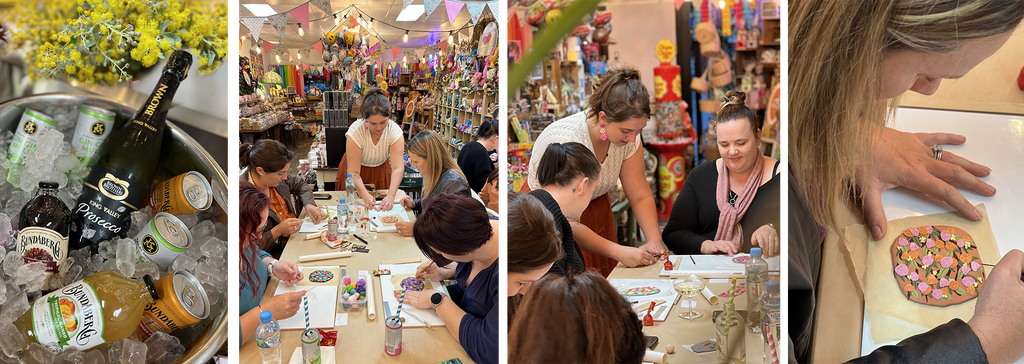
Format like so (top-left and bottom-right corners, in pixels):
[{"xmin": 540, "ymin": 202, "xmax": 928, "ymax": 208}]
[
  {"xmin": 404, "ymin": 49, "xmax": 419, "ymax": 61},
  {"xmin": 292, "ymin": 4, "xmax": 310, "ymax": 30},
  {"xmin": 264, "ymin": 41, "xmax": 275, "ymax": 55},
  {"xmin": 301, "ymin": 47, "xmax": 313, "ymax": 60},
  {"xmin": 487, "ymin": 2, "xmax": 500, "ymax": 18},
  {"xmin": 312, "ymin": 42, "xmax": 323, "ymax": 54},
  {"xmin": 392, "ymin": 47, "xmax": 403, "ymax": 59},
  {"xmin": 310, "ymin": 0, "xmax": 332, "ymax": 16},
  {"xmin": 466, "ymin": 2, "xmax": 487, "ymax": 24},
  {"xmin": 242, "ymin": 17, "xmax": 265, "ymax": 43},
  {"xmin": 675, "ymin": 0, "xmax": 686, "ymax": 10},
  {"xmin": 403, "ymin": 0, "xmax": 414, "ymax": 12},
  {"xmin": 445, "ymin": 1, "xmax": 464, "ymax": 25},
  {"xmin": 269, "ymin": 13, "xmax": 288, "ymax": 38},
  {"xmin": 425, "ymin": 0, "xmax": 443, "ymax": 17}
]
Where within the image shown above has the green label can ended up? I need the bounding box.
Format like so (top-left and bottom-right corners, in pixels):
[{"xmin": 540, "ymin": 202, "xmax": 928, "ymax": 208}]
[
  {"xmin": 301, "ymin": 328, "xmax": 322, "ymax": 364},
  {"xmin": 8, "ymin": 107, "xmax": 57, "ymax": 164},
  {"xmin": 133, "ymin": 212, "xmax": 192, "ymax": 268},
  {"xmin": 72, "ymin": 105, "xmax": 116, "ymax": 167}
]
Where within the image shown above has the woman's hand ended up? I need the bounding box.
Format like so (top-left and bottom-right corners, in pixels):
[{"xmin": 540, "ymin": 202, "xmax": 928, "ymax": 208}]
[
  {"xmin": 393, "ymin": 289, "xmax": 438, "ymax": 310},
  {"xmin": 400, "ymin": 196, "xmax": 415, "ymax": 209},
  {"xmin": 616, "ymin": 246, "xmax": 658, "ymax": 268},
  {"xmin": 379, "ymin": 194, "xmax": 396, "ymax": 211},
  {"xmin": 261, "ymin": 290, "xmax": 306, "ymax": 320},
  {"xmin": 272, "ymin": 260, "xmax": 302, "ymax": 285},
  {"xmin": 751, "ymin": 224, "xmax": 779, "ymax": 257},
  {"xmin": 394, "ymin": 221, "xmax": 414, "ymax": 237},
  {"xmin": 415, "ymin": 260, "xmax": 446, "ymax": 282},
  {"xmin": 640, "ymin": 240, "xmax": 668, "ymax": 259},
  {"xmin": 968, "ymin": 249, "xmax": 1024, "ymax": 364},
  {"xmin": 360, "ymin": 191, "xmax": 377, "ymax": 208},
  {"xmin": 701, "ymin": 240, "xmax": 739, "ymax": 256},
  {"xmin": 274, "ymin": 218, "xmax": 302, "ymax": 237},
  {"xmin": 862, "ymin": 128, "xmax": 994, "ymax": 240},
  {"xmin": 305, "ymin": 204, "xmax": 325, "ymax": 224}
]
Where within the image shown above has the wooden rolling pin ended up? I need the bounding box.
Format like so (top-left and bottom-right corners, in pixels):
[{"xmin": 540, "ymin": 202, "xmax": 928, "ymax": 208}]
[
  {"xmin": 365, "ymin": 275, "xmax": 377, "ymax": 321},
  {"xmin": 702, "ymin": 286, "xmax": 719, "ymax": 305},
  {"xmin": 298, "ymin": 251, "xmax": 353, "ymax": 263},
  {"xmin": 643, "ymin": 350, "xmax": 667, "ymax": 364}
]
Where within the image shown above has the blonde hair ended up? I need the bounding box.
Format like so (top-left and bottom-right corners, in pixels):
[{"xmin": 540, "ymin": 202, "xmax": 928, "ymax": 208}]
[
  {"xmin": 790, "ymin": 0, "xmax": 1024, "ymax": 229},
  {"xmin": 408, "ymin": 130, "xmax": 466, "ymax": 197}
]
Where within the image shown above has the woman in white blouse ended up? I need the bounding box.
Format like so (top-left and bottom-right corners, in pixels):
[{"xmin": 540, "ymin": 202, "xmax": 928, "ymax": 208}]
[
  {"xmin": 336, "ymin": 88, "xmax": 405, "ymax": 211},
  {"xmin": 528, "ymin": 68, "xmax": 667, "ymax": 276}
]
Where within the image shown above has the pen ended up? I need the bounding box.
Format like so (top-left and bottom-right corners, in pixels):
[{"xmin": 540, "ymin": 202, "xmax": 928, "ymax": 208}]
[{"xmin": 354, "ymin": 234, "xmax": 370, "ymax": 245}]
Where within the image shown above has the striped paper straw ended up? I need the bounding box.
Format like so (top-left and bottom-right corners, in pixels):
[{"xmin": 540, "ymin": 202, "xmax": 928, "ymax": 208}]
[
  {"xmin": 764, "ymin": 320, "xmax": 779, "ymax": 364},
  {"xmin": 303, "ymin": 296, "xmax": 310, "ymax": 329},
  {"xmin": 396, "ymin": 289, "xmax": 407, "ymax": 319},
  {"xmin": 723, "ymin": 278, "xmax": 738, "ymax": 350}
]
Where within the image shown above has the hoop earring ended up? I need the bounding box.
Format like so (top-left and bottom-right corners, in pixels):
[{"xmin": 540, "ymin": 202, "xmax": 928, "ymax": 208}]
[{"xmin": 599, "ymin": 123, "xmax": 607, "ymax": 141}]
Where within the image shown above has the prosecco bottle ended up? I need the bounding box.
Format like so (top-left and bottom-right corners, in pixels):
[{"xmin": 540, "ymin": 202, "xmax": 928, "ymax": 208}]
[
  {"xmin": 69, "ymin": 50, "xmax": 192, "ymax": 252},
  {"xmin": 18, "ymin": 181, "xmax": 71, "ymax": 291}
]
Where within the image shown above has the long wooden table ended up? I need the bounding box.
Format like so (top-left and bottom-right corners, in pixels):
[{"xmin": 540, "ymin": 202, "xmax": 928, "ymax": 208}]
[
  {"xmin": 608, "ymin": 262, "xmax": 777, "ymax": 363},
  {"xmin": 239, "ymin": 191, "xmax": 476, "ymax": 364}
]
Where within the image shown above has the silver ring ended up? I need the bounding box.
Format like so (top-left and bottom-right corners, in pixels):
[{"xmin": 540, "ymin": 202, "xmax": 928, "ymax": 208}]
[{"xmin": 932, "ymin": 145, "xmax": 943, "ymax": 160}]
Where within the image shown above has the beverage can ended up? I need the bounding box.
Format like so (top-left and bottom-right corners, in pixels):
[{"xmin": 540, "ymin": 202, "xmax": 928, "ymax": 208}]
[
  {"xmin": 136, "ymin": 271, "xmax": 210, "ymax": 340},
  {"xmin": 8, "ymin": 107, "xmax": 57, "ymax": 165},
  {"xmin": 148, "ymin": 171, "xmax": 213, "ymax": 215},
  {"xmin": 327, "ymin": 218, "xmax": 338, "ymax": 241},
  {"xmin": 384, "ymin": 315, "xmax": 402, "ymax": 356},
  {"xmin": 72, "ymin": 105, "xmax": 116, "ymax": 166},
  {"xmin": 133, "ymin": 212, "xmax": 192, "ymax": 268},
  {"xmin": 301, "ymin": 328, "xmax": 323, "ymax": 364}
]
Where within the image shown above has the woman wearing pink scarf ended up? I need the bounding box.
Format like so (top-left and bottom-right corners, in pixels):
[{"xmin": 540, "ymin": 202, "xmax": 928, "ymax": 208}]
[{"xmin": 663, "ymin": 91, "xmax": 781, "ymax": 257}]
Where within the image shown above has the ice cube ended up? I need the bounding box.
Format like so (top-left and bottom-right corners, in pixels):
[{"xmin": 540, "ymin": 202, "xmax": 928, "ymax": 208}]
[
  {"xmin": 202, "ymin": 256, "xmax": 226, "ymax": 270},
  {"xmin": 54, "ymin": 155, "xmax": 79, "ymax": 173},
  {"xmin": 0, "ymin": 291, "xmax": 28, "ymax": 324},
  {"xmin": 134, "ymin": 261, "xmax": 160, "ymax": 281},
  {"xmin": 214, "ymin": 222, "xmax": 227, "ymax": 240},
  {"xmin": 69, "ymin": 247, "xmax": 91, "ymax": 268},
  {"xmin": 0, "ymin": 214, "xmax": 13, "ymax": 247},
  {"xmin": 120, "ymin": 338, "xmax": 147, "ymax": 364},
  {"xmin": 82, "ymin": 350, "xmax": 105, "ymax": 364},
  {"xmin": 15, "ymin": 262, "xmax": 47, "ymax": 291},
  {"xmin": 130, "ymin": 207, "xmax": 153, "ymax": 232},
  {"xmin": 98, "ymin": 259, "xmax": 117, "ymax": 272},
  {"xmin": 176, "ymin": 213, "xmax": 199, "ymax": 228},
  {"xmin": 0, "ymin": 281, "xmax": 8, "ymax": 306},
  {"xmin": 0, "ymin": 320, "xmax": 27, "ymax": 358},
  {"xmin": 200, "ymin": 238, "xmax": 226, "ymax": 258},
  {"xmin": 202, "ymin": 282, "xmax": 221, "ymax": 307},
  {"xmin": 170, "ymin": 254, "xmax": 198, "ymax": 273},
  {"xmin": 55, "ymin": 346, "xmax": 84, "ymax": 364},
  {"xmin": 144, "ymin": 332, "xmax": 184, "ymax": 364},
  {"xmin": 193, "ymin": 262, "xmax": 220, "ymax": 286},
  {"xmin": 63, "ymin": 264, "xmax": 83, "ymax": 286},
  {"xmin": 21, "ymin": 342, "xmax": 55, "ymax": 364},
  {"xmin": 190, "ymin": 220, "xmax": 215, "ymax": 242},
  {"xmin": 2, "ymin": 191, "xmax": 28, "ymax": 219},
  {"xmin": 2, "ymin": 251, "xmax": 23, "ymax": 278},
  {"xmin": 115, "ymin": 238, "xmax": 137, "ymax": 277},
  {"xmin": 97, "ymin": 240, "xmax": 117, "ymax": 260}
]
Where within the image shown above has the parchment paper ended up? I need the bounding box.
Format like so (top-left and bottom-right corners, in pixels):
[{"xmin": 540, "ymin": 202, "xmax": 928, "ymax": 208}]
[{"xmin": 842, "ymin": 204, "xmax": 999, "ymax": 344}]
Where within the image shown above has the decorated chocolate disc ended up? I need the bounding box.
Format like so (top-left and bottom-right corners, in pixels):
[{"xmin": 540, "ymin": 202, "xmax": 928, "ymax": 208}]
[
  {"xmin": 380, "ymin": 215, "xmax": 400, "ymax": 224},
  {"xmin": 308, "ymin": 270, "xmax": 335, "ymax": 283},
  {"xmin": 732, "ymin": 256, "xmax": 752, "ymax": 264},
  {"xmin": 620, "ymin": 286, "xmax": 661, "ymax": 296},
  {"xmin": 892, "ymin": 225, "xmax": 986, "ymax": 307},
  {"xmin": 400, "ymin": 276, "xmax": 426, "ymax": 291}
]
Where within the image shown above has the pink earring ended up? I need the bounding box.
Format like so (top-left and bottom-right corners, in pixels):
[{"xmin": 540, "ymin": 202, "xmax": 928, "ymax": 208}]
[
  {"xmin": 365, "ymin": 125, "xmax": 369, "ymax": 130},
  {"xmin": 600, "ymin": 123, "xmax": 607, "ymax": 141}
]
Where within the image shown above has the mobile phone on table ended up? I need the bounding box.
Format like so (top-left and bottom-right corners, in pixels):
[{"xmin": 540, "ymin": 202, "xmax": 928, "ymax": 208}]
[{"xmin": 645, "ymin": 335, "xmax": 659, "ymax": 350}]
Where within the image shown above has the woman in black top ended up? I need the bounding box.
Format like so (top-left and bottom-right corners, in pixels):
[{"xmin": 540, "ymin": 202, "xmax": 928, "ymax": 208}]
[
  {"xmin": 663, "ymin": 91, "xmax": 780, "ymax": 257},
  {"xmin": 397, "ymin": 131, "xmax": 473, "ymax": 236},
  {"xmin": 528, "ymin": 142, "xmax": 602, "ymax": 276},
  {"xmin": 458, "ymin": 119, "xmax": 499, "ymax": 193}
]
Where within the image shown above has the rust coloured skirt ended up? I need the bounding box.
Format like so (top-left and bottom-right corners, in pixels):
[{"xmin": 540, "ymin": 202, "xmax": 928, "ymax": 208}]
[
  {"xmin": 580, "ymin": 193, "xmax": 619, "ymax": 277},
  {"xmin": 335, "ymin": 153, "xmax": 392, "ymax": 191}
]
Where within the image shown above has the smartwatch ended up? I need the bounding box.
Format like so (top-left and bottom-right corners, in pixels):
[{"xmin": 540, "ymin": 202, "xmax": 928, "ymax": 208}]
[{"xmin": 430, "ymin": 292, "xmax": 446, "ymax": 309}]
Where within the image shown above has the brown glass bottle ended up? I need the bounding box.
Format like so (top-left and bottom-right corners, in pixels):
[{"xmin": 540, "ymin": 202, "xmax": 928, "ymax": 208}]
[
  {"xmin": 18, "ymin": 181, "xmax": 71, "ymax": 291},
  {"xmin": 69, "ymin": 50, "xmax": 192, "ymax": 252}
]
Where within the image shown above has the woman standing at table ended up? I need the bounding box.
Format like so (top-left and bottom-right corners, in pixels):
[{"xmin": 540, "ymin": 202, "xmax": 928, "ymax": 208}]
[
  {"xmin": 395, "ymin": 130, "xmax": 473, "ymax": 236},
  {"xmin": 663, "ymin": 91, "xmax": 780, "ymax": 257},
  {"xmin": 790, "ymin": 0, "xmax": 1024, "ymax": 362},
  {"xmin": 509, "ymin": 271, "xmax": 645, "ymax": 363},
  {"xmin": 394, "ymin": 193, "xmax": 498, "ymax": 364},
  {"xmin": 528, "ymin": 68, "xmax": 667, "ymax": 276},
  {"xmin": 240, "ymin": 139, "xmax": 326, "ymax": 257},
  {"xmin": 335, "ymin": 87, "xmax": 405, "ymax": 211},
  {"xmin": 458, "ymin": 118, "xmax": 499, "ymax": 193},
  {"xmin": 479, "ymin": 169, "xmax": 500, "ymax": 213},
  {"xmin": 238, "ymin": 182, "xmax": 305, "ymax": 345}
]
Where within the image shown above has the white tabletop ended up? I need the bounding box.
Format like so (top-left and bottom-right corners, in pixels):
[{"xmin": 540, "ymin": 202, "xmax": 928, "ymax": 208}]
[{"xmin": 862, "ymin": 107, "xmax": 1024, "ymax": 360}]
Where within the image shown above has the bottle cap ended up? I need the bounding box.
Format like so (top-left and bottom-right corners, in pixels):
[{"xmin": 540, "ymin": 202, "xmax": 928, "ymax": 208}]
[
  {"xmin": 143, "ymin": 275, "xmax": 159, "ymax": 300},
  {"xmin": 38, "ymin": 181, "xmax": 59, "ymax": 190},
  {"xmin": 751, "ymin": 248, "xmax": 762, "ymax": 257},
  {"xmin": 164, "ymin": 50, "xmax": 193, "ymax": 82},
  {"xmin": 260, "ymin": 310, "xmax": 273, "ymax": 323},
  {"xmin": 767, "ymin": 281, "xmax": 779, "ymax": 292},
  {"xmin": 339, "ymin": 198, "xmax": 346, "ymax": 203},
  {"xmin": 347, "ymin": 173, "xmax": 352, "ymax": 177}
]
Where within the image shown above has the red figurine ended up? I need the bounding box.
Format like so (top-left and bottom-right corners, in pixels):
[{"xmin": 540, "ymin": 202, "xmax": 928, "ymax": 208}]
[
  {"xmin": 643, "ymin": 301, "xmax": 656, "ymax": 326},
  {"xmin": 664, "ymin": 259, "xmax": 673, "ymax": 270}
]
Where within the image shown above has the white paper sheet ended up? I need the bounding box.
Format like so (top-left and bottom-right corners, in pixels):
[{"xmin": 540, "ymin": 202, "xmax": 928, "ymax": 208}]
[
  {"xmin": 609, "ymin": 279, "xmax": 680, "ymax": 322},
  {"xmin": 273, "ymin": 265, "xmax": 339, "ymax": 330},
  {"xmin": 378, "ymin": 263, "xmax": 449, "ymax": 327},
  {"xmin": 660, "ymin": 254, "xmax": 781, "ymax": 277}
]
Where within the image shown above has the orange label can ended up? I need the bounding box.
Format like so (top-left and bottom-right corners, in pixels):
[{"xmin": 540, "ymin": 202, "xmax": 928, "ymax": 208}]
[
  {"xmin": 148, "ymin": 171, "xmax": 213, "ymax": 215},
  {"xmin": 137, "ymin": 271, "xmax": 210, "ymax": 340}
]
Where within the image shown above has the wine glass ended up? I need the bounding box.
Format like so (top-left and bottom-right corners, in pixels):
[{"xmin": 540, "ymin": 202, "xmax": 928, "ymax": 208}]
[{"xmin": 674, "ymin": 275, "xmax": 706, "ymax": 320}]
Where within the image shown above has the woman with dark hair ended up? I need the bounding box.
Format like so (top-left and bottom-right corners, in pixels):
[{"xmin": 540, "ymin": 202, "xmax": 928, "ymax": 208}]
[
  {"xmin": 508, "ymin": 271, "xmax": 646, "ymax": 363},
  {"xmin": 240, "ymin": 139, "xmax": 325, "ymax": 257},
  {"xmin": 395, "ymin": 130, "xmax": 474, "ymax": 236},
  {"xmin": 479, "ymin": 168, "xmax": 500, "ymax": 213},
  {"xmin": 528, "ymin": 68, "xmax": 667, "ymax": 276},
  {"xmin": 393, "ymin": 193, "xmax": 498, "ymax": 364},
  {"xmin": 529, "ymin": 142, "xmax": 601, "ymax": 277},
  {"xmin": 238, "ymin": 182, "xmax": 304, "ymax": 345},
  {"xmin": 335, "ymin": 87, "xmax": 405, "ymax": 211},
  {"xmin": 663, "ymin": 90, "xmax": 780, "ymax": 257},
  {"xmin": 458, "ymin": 118, "xmax": 499, "ymax": 193},
  {"xmin": 507, "ymin": 192, "xmax": 563, "ymax": 297}
]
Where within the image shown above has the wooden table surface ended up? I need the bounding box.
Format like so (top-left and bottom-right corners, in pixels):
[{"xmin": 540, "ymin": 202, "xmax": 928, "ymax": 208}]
[
  {"xmin": 239, "ymin": 191, "xmax": 475, "ymax": 364},
  {"xmin": 608, "ymin": 261, "xmax": 776, "ymax": 363}
]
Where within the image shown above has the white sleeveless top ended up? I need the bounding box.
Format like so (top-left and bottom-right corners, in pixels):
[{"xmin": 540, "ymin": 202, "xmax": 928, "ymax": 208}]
[
  {"xmin": 346, "ymin": 119, "xmax": 403, "ymax": 167},
  {"xmin": 528, "ymin": 111, "xmax": 641, "ymax": 198}
]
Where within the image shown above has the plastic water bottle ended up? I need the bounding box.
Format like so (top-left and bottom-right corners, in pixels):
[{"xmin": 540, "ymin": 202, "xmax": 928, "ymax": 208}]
[
  {"xmin": 345, "ymin": 173, "xmax": 355, "ymax": 200},
  {"xmin": 256, "ymin": 311, "xmax": 282, "ymax": 364},
  {"xmin": 338, "ymin": 198, "xmax": 348, "ymax": 226},
  {"xmin": 760, "ymin": 281, "xmax": 781, "ymax": 364},
  {"xmin": 745, "ymin": 247, "xmax": 769, "ymax": 333}
]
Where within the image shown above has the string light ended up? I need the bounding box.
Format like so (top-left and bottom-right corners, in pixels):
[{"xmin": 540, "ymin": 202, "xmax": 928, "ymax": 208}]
[
  {"xmin": 403, "ymin": 30, "xmax": 409, "ymax": 43},
  {"xmin": 276, "ymin": 54, "xmax": 281, "ymax": 63},
  {"xmin": 448, "ymin": 31, "xmax": 453, "ymax": 44},
  {"xmin": 369, "ymin": 17, "xmax": 374, "ymax": 29},
  {"xmin": 242, "ymin": 35, "xmax": 246, "ymax": 41},
  {"xmin": 298, "ymin": 24, "xmax": 304, "ymax": 37}
]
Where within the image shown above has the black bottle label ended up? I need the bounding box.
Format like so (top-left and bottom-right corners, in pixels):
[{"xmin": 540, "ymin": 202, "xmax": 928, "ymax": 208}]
[{"xmin": 75, "ymin": 166, "xmax": 147, "ymax": 241}]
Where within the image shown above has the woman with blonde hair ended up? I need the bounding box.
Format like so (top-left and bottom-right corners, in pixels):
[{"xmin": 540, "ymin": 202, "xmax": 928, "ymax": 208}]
[
  {"xmin": 396, "ymin": 130, "xmax": 473, "ymax": 236},
  {"xmin": 790, "ymin": 0, "xmax": 1024, "ymax": 362},
  {"xmin": 336, "ymin": 87, "xmax": 405, "ymax": 211}
]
